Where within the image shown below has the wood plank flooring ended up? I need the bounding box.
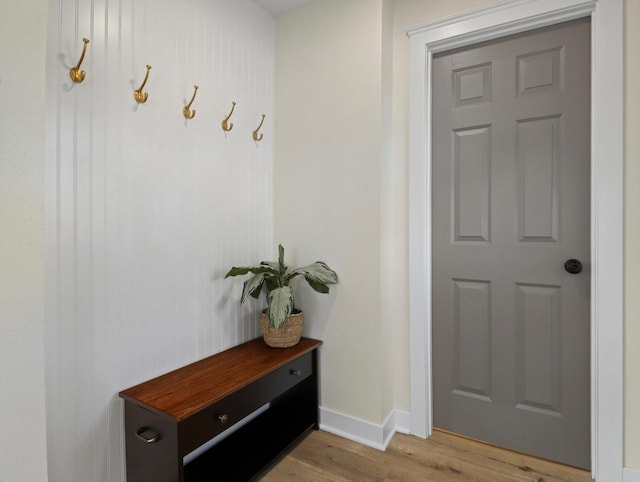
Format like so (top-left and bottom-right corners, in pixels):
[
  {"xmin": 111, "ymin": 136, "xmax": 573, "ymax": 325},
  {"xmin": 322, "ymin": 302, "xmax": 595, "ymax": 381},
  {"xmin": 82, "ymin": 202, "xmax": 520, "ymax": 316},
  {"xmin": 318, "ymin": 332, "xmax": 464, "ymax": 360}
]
[{"xmin": 260, "ymin": 429, "xmax": 592, "ymax": 481}]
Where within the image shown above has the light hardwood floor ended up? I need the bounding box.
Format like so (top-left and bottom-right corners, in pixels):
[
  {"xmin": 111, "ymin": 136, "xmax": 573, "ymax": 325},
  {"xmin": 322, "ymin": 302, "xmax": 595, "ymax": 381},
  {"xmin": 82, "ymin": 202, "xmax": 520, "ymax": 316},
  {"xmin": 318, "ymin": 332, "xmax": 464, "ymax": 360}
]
[{"xmin": 261, "ymin": 429, "xmax": 592, "ymax": 481}]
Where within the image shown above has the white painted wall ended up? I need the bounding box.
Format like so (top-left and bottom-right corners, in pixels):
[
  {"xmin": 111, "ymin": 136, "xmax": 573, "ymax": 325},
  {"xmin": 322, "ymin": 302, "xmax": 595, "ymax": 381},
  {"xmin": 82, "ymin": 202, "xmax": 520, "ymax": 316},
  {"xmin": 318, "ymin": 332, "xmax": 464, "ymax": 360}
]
[
  {"xmin": 275, "ymin": 0, "xmax": 388, "ymax": 423},
  {"xmin": 44, "ymin": 0, "xmax": 274, "ymax": 480},
  {"xmin": 380, "ymin": 0, "xmax": 396, "ymax": 419},
  {"xmin": 0, "ymin": 1, "xmax": 49, "ymax": 481},
  {"xmin": 624, "ymin": 0, "xmax": 640, "ymax": 470}
]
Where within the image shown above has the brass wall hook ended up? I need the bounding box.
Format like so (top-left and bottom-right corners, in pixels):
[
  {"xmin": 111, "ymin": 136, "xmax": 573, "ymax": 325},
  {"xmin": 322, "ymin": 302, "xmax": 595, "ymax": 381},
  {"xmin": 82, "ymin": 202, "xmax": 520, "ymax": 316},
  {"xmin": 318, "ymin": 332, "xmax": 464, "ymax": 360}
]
[
  {"xmin": 183, "ymin": 85, "xmax": 199, "ymax": 119},
  {"xmin": 222, "ymin": 101, "xmax": 236, "ymax": 132},
  {"xmin": 134, "ymin": 65, "xmax": 152, "ymax": 103},
  {"xmin": 69, "ymin": 38, "xmax": 90, "ymax": 83},
  {"xmin": 252, "ymin": 114, "xmax": 266, "ymax": 142}
]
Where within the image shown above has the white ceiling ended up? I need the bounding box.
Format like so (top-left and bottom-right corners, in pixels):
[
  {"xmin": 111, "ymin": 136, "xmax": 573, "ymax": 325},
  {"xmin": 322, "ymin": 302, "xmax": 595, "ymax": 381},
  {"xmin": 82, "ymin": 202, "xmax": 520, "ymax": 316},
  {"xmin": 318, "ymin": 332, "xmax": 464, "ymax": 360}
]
[{"xmin": 253, "ymin": 0, "xmax": 312, "ymax": 17}]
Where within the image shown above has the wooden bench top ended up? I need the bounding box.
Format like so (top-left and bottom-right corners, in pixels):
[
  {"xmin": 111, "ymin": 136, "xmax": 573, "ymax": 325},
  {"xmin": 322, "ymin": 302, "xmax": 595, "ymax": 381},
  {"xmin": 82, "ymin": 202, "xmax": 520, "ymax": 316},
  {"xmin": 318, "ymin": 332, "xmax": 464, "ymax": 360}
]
[{"xmin": 119, "ymin": 337, "xmax": 322, "ymax": 421}]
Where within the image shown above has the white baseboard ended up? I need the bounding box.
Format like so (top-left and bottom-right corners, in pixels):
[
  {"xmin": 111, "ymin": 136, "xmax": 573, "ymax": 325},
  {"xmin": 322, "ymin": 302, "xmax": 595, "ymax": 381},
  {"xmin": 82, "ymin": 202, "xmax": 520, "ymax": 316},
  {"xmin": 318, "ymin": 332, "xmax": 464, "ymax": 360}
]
[
  {"xmin": 393, "ymin": 409, "xmax": 411, "ymax": 434},
  {"xmin": 625, "ymin": 467, "xmax": 640, "ymax": 482},
  {"xmin": 319, "ymin": 407, "xmax": 411, "ymax": 451}
]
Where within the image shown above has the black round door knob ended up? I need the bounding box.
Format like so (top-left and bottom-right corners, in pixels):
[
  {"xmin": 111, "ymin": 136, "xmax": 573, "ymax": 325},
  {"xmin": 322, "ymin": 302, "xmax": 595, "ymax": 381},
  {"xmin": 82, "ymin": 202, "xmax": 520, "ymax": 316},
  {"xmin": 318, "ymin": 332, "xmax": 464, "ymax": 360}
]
[{"xmin": 564, "ymin": 259, "xmax": 583, "ymax": 274}]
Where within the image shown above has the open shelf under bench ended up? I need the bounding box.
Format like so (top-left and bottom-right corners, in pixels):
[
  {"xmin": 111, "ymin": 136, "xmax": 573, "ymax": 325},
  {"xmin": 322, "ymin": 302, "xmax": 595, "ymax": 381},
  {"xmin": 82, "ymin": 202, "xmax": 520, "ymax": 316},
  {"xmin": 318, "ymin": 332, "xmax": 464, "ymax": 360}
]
[{"xmin": 119, "ymin": 337, "xmax": 322, "ymax": 482}]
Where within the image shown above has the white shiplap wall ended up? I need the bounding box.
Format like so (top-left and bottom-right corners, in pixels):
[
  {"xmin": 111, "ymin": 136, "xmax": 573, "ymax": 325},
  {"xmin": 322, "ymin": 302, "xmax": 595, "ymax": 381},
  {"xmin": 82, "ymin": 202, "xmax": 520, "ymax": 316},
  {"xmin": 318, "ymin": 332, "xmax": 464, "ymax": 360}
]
[{"xmin": 44, "ymin": 1, "xmax": 274, "ymax": 480}]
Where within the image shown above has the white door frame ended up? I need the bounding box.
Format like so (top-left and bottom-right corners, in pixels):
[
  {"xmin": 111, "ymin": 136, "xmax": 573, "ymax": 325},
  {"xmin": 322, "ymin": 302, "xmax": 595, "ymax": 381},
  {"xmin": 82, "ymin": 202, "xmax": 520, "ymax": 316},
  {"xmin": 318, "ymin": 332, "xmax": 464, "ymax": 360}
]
[{"xmin": 407, "ymin": 0, "xmax": 623, "ymax": 480}]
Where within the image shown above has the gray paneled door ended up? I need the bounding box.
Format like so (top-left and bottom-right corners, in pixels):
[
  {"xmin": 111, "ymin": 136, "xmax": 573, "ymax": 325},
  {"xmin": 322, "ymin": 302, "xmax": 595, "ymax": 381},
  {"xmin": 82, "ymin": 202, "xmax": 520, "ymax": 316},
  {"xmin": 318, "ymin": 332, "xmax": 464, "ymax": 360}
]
[{"xmin": 432, "ymin": 19, "xmax": 590, "ymax": 469}]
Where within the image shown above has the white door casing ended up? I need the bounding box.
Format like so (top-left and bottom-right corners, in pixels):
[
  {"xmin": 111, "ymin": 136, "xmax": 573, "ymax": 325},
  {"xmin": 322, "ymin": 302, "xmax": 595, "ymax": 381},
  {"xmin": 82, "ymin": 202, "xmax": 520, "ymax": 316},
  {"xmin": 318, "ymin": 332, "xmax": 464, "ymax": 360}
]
[{"xmin": 407, "ymin": 0, "xmax": 623, "ymax": 480}]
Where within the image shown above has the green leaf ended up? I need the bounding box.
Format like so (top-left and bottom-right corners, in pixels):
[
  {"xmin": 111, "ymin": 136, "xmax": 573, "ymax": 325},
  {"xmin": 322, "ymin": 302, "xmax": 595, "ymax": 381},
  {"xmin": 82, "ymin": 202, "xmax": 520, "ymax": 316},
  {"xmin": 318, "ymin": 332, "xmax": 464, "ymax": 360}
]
[
  {"xmin": 288, "ymin": 261, "xmax": 338, "ymax": 286},
  {"xmin": 278, "ymin": 244, "xmax": 285, "ymax": 268},
  {"xmin": 250, "ymin": 284, "xmax": 263, "ymax": 300},
  {"xmin": 277, "ymin": 245, "xmax": 288, "ymax": 282},
  {"xmin": 265, "ymin": 278, "xmax": 278, "ymax": 293},
  {"xmin": 306, "ymin": 279, "xmax": 330, "ymax": 294},
  {"xmin": 225, "ymin": 266, "xmax": 253, "ymax": 278},
  {"xmin": 225, "ymin": 265, "xmax": 277, "ymax": 278},
  {"xmin": 241, "ymin": 273, "xmax": 265, "ymax": 303},
  {"xmin": 267, "ymin": 286, "xmax": 294, "ymax": 330}
]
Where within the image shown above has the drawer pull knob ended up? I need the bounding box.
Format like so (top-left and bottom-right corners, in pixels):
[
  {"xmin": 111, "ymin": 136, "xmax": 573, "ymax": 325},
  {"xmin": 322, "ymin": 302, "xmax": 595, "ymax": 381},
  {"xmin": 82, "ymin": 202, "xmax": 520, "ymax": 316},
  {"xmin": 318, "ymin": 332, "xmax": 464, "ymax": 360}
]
[
  {"xmin": 290, "ymin": 369, "xmax": 301, "ymax": 376},
  {"xmin": 135, "ymin": 427, "xmax": 161, "ymax": 444},
  {"xmin": 217, "ymin": 414, "xmax": 229, "ymax": 424}
]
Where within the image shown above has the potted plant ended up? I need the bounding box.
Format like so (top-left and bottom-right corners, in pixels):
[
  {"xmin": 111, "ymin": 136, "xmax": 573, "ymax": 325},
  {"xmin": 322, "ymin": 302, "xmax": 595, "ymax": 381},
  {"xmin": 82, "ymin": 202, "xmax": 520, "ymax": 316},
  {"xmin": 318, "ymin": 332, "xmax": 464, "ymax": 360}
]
[{"xmin": 225, "ymin": 245, "xmax": 338, "ymax": 348}]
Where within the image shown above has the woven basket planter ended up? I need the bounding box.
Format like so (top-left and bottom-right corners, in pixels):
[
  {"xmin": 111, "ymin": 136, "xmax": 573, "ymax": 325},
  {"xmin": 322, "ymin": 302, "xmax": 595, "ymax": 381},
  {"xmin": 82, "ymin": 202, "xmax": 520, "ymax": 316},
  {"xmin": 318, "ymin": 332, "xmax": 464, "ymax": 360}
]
[{"xmin": 260, "ymin": 311, "xmax": 304, "ymax": 348}]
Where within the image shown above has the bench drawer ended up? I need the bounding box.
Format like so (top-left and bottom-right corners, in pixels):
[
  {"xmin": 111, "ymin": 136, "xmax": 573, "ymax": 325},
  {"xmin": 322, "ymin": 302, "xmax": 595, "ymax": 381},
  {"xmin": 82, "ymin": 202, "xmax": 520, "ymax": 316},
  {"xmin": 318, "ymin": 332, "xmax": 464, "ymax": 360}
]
[{"xmin": 178, "ymin": 352, "xmax": 312, "ymax": 455}]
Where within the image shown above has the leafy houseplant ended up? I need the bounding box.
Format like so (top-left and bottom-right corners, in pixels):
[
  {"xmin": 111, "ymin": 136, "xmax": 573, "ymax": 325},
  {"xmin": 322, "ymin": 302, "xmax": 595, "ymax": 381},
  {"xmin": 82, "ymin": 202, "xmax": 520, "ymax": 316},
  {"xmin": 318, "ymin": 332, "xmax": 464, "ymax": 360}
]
[{"xmin": 225, "ymin": 245, "xmax": 338, "ymax": 347}]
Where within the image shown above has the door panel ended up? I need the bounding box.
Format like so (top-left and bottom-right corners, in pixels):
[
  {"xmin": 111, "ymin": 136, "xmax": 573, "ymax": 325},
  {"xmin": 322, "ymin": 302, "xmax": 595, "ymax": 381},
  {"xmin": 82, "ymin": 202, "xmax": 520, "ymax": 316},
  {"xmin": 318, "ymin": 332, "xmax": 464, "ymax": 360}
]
[
  {"xmin": 453, "ymin": 127, "xmax": 491, "ymax": 242},
  {"xmin": 432, "ymin": 18, "xmax": 590, "ymax": 469},
  {"xmin": 517, "ymin": 115, "xmax": 561, "ymax": 241},
  {"xmin": 453, "ymin": 279, "xmax": 492, "ymax": 400},
  {"xmin": 515, "ymin": 282, "xmax": 562, "ymax": 416}
]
